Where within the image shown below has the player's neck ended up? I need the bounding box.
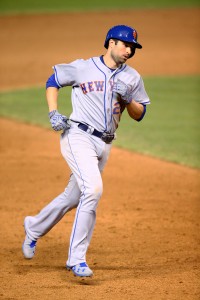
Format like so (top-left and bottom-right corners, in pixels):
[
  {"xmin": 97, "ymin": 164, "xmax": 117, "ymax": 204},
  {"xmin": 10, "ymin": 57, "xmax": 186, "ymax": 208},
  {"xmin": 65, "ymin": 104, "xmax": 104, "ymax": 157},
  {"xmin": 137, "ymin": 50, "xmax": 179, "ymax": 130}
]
[
  {"xmin": 100, "ymin": 55, "xmax": 116, "ymax": 71},
  {"xmin": 102, "ymin": 54, "xmax": 121, "ymax": 70}
]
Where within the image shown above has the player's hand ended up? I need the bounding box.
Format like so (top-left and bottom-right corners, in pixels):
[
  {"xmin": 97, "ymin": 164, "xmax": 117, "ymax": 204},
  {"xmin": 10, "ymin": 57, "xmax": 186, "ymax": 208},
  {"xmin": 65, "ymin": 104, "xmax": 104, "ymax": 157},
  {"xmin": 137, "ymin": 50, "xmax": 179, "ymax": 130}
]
[
  {"xmin": 48, "ymin": 110, "xmax": 70, "ymax": 131},
  {"xmin": 113, "ymin": 79, "xmax": 133, "ymax": 104}
]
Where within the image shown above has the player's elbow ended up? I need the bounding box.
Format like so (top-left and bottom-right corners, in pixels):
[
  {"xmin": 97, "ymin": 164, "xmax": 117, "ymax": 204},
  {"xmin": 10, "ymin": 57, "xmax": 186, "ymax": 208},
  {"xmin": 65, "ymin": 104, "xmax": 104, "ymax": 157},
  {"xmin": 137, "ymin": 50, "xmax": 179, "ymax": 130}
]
[{"xmin": 135, "ymin": 104, "xmax": 146, "ymax": 122}]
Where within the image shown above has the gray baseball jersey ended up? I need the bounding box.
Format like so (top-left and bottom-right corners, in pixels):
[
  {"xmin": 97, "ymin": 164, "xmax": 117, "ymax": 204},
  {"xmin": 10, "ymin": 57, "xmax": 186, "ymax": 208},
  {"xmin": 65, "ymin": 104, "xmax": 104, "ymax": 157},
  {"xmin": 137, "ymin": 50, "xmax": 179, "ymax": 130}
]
[{"xmin": 54, "ymin": 56, "xmax": 150, "ymax": 133}]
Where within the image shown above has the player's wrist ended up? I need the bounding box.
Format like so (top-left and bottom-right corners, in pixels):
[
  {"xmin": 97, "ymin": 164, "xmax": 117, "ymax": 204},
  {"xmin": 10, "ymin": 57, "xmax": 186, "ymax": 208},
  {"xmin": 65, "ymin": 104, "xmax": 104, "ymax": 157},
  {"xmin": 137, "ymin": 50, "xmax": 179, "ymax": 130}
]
[{"xmin": 48, "ymin": 110, "xmax": 58, "ymax": 119}]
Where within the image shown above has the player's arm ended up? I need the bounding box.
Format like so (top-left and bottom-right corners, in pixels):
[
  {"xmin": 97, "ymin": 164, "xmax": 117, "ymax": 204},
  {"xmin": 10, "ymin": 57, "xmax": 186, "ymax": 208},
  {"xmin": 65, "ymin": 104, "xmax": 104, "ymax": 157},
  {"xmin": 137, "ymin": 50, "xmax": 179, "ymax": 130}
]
[
  {"xmin": 126, "ymin": 101, "xmax": 146, "ymax": 121},
  {"xmin": 46, "ymin": 74, "xmax": 60, "ymax": 111},
  {"xmin": 113, "ymin": 79, "xmax": 148, "ymax": 121},
  {"xmin": 46, "ymin": 87, "xmax": 59, "ymax": 112},
  {"xmin": 46, "ymin": 74, "xmax": 70, "ymax": 131}
]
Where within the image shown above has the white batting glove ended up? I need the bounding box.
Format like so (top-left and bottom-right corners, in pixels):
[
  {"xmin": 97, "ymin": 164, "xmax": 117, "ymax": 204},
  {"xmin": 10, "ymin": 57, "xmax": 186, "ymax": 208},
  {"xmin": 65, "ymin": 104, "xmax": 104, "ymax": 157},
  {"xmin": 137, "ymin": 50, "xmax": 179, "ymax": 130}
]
[
  {"xmin": 113, "ymin": 79, "xmax": 133, "ymax": 104},
  {"xmin": 48, "ymin": 110, "xmax": 70, "ymax": 131}
]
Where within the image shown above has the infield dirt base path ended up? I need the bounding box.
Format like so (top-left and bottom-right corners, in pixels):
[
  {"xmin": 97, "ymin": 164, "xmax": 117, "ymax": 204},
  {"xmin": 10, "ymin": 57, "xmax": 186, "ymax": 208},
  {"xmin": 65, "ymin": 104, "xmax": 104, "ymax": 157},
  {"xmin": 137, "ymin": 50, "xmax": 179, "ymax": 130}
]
[{"xmin": 0, "ymin": 8, "xmax": 200, "ymax": 300}]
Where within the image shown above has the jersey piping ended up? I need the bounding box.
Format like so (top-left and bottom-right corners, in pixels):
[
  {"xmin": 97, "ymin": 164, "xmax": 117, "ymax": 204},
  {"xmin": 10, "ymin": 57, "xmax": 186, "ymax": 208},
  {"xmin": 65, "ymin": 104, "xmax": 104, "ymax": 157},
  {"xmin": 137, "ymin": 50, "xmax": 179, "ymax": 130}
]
[{"xmin": 91, "ymin": 58, "xmax": 108, "ymax": 132}]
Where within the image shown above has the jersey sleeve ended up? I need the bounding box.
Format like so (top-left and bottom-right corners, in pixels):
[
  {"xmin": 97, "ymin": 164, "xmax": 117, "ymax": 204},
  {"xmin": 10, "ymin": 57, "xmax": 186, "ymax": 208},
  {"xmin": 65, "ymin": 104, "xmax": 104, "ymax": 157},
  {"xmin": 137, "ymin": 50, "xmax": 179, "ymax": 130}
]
[
  {"xmin": 46, "ymin": 73, "xmax": 60, "ymax": 89},
  {"xmin": 53, "ymin": 59, "xmax": 83, "ymax": 87},
  {"xmin": 131, "ymin": 76, "xmax": 150, "ymax": 105}
]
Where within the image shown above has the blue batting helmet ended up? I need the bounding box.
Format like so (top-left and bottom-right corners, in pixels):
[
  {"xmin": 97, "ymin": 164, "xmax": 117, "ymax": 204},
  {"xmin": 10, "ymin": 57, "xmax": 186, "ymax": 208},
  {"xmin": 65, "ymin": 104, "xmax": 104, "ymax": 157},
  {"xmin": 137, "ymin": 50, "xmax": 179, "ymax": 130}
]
[{"xmin": 104, "ymin": 25, "xmax": 142, "ymax": 57}]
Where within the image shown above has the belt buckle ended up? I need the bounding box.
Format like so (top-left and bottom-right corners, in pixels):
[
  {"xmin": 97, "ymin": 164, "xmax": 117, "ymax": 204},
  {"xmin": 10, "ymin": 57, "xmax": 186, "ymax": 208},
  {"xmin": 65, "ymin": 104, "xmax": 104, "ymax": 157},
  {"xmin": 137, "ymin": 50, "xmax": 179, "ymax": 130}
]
[{"xmin": 86, "ymin": 125, "xmax": 94, "ymax": 135}]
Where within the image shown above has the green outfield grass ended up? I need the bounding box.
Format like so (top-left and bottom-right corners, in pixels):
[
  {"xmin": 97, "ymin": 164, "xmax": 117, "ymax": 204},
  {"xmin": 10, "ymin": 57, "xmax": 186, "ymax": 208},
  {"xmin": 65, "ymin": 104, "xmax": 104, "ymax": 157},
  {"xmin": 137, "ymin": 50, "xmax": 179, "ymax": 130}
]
[
  {"xmin": 0, "ymin": 0, "xmax": 199, "ymax": 15},
  {"xmin": 116, "ymin": 76, "xmax": 200, "ymax": 168},
  {"xmin": 0, "ymin": 76, "xmax": 199, "ymax": 168}
]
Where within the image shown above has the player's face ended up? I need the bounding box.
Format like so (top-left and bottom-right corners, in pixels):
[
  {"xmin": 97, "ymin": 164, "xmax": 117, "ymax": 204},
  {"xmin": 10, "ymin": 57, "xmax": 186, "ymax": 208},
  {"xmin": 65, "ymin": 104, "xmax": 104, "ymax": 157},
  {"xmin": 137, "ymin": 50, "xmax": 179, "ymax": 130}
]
[{"xmin": 110, "ymin": 40, "xmax": 134, "ymax": 65}]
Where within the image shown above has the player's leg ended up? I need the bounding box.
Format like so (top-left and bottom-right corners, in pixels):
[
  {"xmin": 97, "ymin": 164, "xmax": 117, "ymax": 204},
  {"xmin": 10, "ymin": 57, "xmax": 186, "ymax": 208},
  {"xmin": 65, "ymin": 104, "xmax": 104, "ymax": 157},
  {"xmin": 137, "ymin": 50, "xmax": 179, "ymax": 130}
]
[
  {"xmin": 24, "ymin": 173, "xmax": 80, "ymax": 240},
  {"xmin": 65, "ymin": 150, "xmax": 102, "ymax": 268},
  {"xmin": 22, "ymin": 173, "xmax": 80, "ymax": 259},
  {"xmin": 85, "ymin": 142, "xmax": 111, "ymax": 251},
  {"xmin": 60, "ymin": 128, "xmax": 111, "ymax": 271},
  {"xmin": 66, "ymin": 140, "xmax": 111, "ymax": 278}
]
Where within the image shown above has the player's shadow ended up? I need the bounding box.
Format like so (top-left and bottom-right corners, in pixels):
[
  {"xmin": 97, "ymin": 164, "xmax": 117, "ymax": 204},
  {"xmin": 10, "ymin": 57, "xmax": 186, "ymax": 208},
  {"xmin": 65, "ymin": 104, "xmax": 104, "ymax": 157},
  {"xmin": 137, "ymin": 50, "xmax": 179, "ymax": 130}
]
[
  {"xmin": 15, "ymin": 263, "xmax": 101, "ymax": 286},
  {"xmin": 13, "ymin": 244, "xmax": 153, "ymax": 286}
]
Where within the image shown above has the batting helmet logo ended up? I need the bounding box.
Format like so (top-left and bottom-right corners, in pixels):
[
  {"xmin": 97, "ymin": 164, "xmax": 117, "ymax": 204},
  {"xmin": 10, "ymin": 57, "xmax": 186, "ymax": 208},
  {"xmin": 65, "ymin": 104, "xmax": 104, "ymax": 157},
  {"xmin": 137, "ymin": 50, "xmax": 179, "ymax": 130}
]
[{"xmin": 133, "ymin": 30, "xmax": 137, "ymax": 41}]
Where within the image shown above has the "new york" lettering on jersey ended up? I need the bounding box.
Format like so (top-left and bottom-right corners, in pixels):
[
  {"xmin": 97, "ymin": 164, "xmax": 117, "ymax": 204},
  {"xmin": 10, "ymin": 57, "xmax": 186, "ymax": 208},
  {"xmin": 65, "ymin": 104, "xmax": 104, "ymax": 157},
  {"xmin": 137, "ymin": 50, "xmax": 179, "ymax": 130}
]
[{"xmin": 80, "ymin": 81, "xmax": 114, "ymax": 94}]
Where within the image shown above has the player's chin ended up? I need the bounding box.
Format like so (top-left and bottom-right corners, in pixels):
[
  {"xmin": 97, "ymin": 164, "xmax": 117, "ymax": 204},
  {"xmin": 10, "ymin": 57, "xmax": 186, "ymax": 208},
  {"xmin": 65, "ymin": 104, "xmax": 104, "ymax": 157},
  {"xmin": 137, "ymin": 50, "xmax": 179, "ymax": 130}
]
[{"xmin": 121, "ymin": 56, "xmax": 129, "ymax": 63}]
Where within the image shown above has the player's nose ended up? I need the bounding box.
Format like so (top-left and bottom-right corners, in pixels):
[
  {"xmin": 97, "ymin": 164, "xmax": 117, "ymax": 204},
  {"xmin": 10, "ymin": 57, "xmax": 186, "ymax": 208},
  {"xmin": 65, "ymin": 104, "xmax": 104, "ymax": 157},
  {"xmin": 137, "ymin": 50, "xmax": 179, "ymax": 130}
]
[{"xmin": 126, "ymin": 47, "xmax": 131, "ymax": 56}]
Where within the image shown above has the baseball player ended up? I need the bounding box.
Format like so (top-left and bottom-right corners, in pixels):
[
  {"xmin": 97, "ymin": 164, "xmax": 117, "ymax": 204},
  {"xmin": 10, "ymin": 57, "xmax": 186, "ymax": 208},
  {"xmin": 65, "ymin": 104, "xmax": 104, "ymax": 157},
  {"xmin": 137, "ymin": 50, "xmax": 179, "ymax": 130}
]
[{"xmin": 22, "ymin": 25, "xmax": 150, "ymax": 278}]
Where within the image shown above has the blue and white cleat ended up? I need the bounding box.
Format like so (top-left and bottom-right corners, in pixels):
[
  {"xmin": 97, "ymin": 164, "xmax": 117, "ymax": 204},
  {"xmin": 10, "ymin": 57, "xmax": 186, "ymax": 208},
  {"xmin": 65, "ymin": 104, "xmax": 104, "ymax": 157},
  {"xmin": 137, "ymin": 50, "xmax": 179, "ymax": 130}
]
[
  {"xmin": 66, "ymin": 262, "xmax": 93, "ymax": 277},
  {"xmin": 22, "ymin": 235, "xmax": 37, "ymax": 259}
]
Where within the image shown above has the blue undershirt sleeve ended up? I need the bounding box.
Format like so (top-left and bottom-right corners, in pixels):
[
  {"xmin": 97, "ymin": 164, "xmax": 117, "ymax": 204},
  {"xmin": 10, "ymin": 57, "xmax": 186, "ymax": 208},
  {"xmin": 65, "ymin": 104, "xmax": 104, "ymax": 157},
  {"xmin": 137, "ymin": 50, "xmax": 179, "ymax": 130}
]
[
  {"xmin": 136, "ymin": 104, "xmax": 146, "ymax": 122},
  {"xmin": 46, "ymin": 74, "xmax": 60, "ymax": 89}
]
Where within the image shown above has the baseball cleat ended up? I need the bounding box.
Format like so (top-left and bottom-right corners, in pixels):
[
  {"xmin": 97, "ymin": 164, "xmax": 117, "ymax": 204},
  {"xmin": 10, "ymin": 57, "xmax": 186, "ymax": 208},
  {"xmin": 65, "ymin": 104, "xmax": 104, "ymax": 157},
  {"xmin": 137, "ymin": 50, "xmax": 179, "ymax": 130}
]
[
  {"xmin": 66, "ymin": 262, "xmax": 93, "ymax": 277},
  {"xmin": 22, "ymin": 235, "xmax": 37, "ymax": 259}
]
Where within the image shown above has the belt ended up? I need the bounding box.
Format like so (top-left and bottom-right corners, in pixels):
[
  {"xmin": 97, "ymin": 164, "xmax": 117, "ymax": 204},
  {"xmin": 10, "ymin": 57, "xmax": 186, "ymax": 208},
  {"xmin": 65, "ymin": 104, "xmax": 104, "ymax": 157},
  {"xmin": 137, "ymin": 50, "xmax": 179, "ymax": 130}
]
[{"xmin": 71, "ymin": 120, "xmax": 115, "ymax": 144}]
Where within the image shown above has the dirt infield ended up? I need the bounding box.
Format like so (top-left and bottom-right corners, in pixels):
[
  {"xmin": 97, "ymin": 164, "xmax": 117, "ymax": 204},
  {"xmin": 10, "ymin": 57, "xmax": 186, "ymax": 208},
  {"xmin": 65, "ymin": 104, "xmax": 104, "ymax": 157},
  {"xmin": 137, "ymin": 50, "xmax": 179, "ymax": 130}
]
[
  {"xmin": 0, "ymin": 8, "xmax": 200, "ymax": 300},
  {"xmin": 0, "ymin": 8, "xmax": 199, "ymax": 90}
]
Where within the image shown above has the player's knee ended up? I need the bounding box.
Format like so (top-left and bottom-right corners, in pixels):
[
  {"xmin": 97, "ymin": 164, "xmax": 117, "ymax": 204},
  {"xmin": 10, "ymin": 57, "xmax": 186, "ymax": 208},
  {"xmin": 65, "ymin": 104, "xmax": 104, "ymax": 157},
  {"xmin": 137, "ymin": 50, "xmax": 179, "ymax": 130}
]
[
  {"xmin": 87, "ymin": 183, "xmax": 103, "ymax": 200},
  {"xmin": 79, "ymin": 182, "xmax": 103, "ymax": 212}
]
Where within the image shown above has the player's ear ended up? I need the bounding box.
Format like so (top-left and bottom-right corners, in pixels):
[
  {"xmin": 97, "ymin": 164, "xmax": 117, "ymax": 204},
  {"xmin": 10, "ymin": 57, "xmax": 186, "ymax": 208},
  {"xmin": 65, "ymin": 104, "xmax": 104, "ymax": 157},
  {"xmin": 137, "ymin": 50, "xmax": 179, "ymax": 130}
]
[{"xmin": 109, "ymin": 39, "xmax": 115, "ymax": 48}]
